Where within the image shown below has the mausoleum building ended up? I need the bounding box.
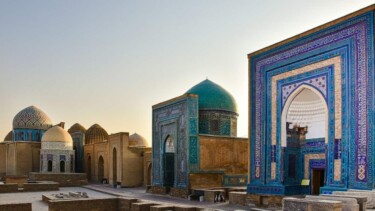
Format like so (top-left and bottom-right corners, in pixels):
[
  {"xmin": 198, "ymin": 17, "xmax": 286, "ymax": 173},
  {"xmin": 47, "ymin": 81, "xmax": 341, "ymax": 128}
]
[
  {"xmin": 247, "ymin": 5, "xmax": 375, "ymax": 195},
  {"xmin": 151, "ymin": 79, "xmax": 248, "ymax": 196}
]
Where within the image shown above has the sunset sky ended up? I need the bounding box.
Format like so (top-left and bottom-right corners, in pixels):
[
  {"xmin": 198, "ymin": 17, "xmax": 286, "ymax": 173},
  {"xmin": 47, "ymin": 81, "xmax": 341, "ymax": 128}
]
[{"xmin": 0, "ymin": 1, "xmax": 373, "ymax": 144}]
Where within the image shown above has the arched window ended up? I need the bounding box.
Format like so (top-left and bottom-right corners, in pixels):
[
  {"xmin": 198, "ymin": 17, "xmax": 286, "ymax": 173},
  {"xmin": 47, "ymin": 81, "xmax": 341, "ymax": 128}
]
[
  {"xmin": 60, "ymin": 161, "xmax": 65, "ymax": 172},
  {"xmin": 48, "ymin": 160, "xmax": 52, "ymax": 172},
  {"xmin": 165, "ymin": 136, "xmax": 175, "ymax": 153},
  {"xmin": 70, "ymin": 155, "xmax": 74, "ymax": 172}
]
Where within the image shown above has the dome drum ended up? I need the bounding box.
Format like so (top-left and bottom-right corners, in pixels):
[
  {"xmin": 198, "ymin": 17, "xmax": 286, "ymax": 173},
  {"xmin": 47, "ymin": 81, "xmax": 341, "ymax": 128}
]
[{"xmin": 186, "ymin": 79, "xmax": 239, "ymax": 137}]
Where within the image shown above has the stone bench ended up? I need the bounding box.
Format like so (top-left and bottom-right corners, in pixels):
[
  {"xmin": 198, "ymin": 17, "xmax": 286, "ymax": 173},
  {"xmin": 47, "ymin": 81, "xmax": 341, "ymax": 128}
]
[
  {"xmin": 305, "ymin": 195, "xmax": 358, "ymax": 211},
  {"xmin": 320, "ymin": 194, "xmax": 367, "ymax": 211},
  {"xmin": 333, "ymin": 191, "xmax": 373, "ymax": 209},
  {"xmin": 283, "ymin": 197, "xmax": 343, "ymax": 211},
  {"xmin": 347, "ymin": 189, "xmax": 375, "ymax": 208}
]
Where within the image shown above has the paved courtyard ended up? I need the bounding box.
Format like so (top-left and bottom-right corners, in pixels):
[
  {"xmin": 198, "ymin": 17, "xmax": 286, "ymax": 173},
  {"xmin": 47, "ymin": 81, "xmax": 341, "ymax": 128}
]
[
  {"xmin": 0, "ymin": 187, "xmax": 114, "ymax": 211},
  {"xmin": 0, "ymin": 184, "xmax": 253, "ymax": 211}
]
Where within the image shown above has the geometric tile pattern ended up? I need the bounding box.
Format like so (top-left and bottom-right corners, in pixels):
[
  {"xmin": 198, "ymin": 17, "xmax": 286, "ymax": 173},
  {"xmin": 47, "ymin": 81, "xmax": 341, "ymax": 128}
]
[
  {"xmin": 13, "ymin": 105, "xmax": 52, "ymax": 130},
  {"xmin": 248, "ymin": 9, "xmax": 375, "ymax": 194}
]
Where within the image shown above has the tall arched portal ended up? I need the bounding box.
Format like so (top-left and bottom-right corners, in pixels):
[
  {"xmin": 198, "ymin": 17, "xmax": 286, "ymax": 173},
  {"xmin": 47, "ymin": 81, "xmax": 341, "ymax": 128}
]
[
  {"xmin": 163, "ymin": 135, "xmax": 175, "ymax": 187},
  {"xmin": 98, "ymin": 156, "xmax": 104, "ymax": 182},
  {"xmin": 281, "ymin": 86, "xmax": 328, "ymax": 195},
  {"xmin": 113, "ymin": 148, "xmax": 117, "ymax": 185}
]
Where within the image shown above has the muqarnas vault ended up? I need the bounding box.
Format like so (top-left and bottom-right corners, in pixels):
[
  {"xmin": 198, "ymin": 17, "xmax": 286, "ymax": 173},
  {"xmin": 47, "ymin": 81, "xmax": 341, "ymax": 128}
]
[{"xmin": 247, "ymin": 5, "xmax": 375, "ymax": 195}]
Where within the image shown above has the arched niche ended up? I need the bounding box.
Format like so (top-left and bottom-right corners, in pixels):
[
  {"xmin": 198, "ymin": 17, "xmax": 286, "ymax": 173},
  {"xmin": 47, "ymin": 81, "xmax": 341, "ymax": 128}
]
[{"xmin": 281, "ymin": 84, "xmax": 328, "ymax": 147}]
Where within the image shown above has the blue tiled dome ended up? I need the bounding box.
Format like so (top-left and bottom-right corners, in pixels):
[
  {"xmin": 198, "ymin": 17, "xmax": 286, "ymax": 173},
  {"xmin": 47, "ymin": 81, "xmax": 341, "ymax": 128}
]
[
  {"xmin": 185, "ymin": 79, "xmax": 238, "ymax": 113},
  {"xmin": 13, "ymin": 106, "xmax": 53, "ymax": 130}
]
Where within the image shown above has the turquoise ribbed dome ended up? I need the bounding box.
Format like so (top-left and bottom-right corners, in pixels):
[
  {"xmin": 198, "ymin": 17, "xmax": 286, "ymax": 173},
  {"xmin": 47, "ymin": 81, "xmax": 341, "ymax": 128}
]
[{"xmin": 185, "ymin": 79, "xmax": 238, "ymax": 113}]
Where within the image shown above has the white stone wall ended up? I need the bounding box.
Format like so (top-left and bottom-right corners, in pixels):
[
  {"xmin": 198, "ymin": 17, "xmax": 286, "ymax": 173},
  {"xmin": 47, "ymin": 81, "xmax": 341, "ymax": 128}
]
[
  {"xmin": 40, "ymin": 149, "xmax": 75, "ymax": 173},
  {"xmin": 41, "ymin": 141, "xmax": 72, "ymax": 150}
]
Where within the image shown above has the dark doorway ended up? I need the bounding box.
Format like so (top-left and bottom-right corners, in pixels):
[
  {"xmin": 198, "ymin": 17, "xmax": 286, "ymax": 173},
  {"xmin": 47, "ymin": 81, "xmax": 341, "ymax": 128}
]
[
  {"xmin": 311, "ymin": 169, "xmax": 325, "ymax": 195},
  {"xmin": 98, "ymin": 156, "xmax": 104, "ymax": 182},
  {"xmin": 60, "ymin": 161, "xmax": 65, "ymax": 172},
  {"xmin": 147, "ymin": 164, "xmax": 152, "ymax": 186},
  {"xmin": 163, "ymin": 153, "xmax": 174, "ymax": 187},
  {"xmin": 48, "ymin": 160, "xmax": 52, "ymax": 172},
  {"xmin": 113, "ymin": 148, "xmax": 117, "ymax": 184},
  {"xmin": 87, "ymin": 156, "xmax": 92, "ymax": 181}
]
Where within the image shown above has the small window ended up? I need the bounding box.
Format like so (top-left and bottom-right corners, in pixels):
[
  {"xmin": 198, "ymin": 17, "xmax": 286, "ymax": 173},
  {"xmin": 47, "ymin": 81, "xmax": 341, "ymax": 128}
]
[
  {"xmin": 210, "ymin": 120, "xmax": 219, "ymax": 133},
  {"xmin": 165, "ymin": 136, "xmax": 175, "ymax": 153}
]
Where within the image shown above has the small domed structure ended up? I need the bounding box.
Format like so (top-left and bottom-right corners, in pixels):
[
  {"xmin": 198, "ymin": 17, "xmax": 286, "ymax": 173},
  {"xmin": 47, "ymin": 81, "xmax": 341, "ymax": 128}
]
[
  {"xmin": 42, "ymin": 126, "xmax": 73, "ymax": 145},
  {"xmin": 129, "ymin": 133, "xmax": 148, "ymax": 147},
  {"xmin": 68, "ymin": 123, "xmax": 86, "ymax": 134},
  {"xmin": 186, "ymin": 79, "xmax": 239, "ymax": 137},
  {"xmin": 85, "ymin": 124, "xmax": 108, "ymax": 144},
  {"xmin": 40, "ymin": 126, "xmax": 75, "ymax": 173},
  {"xmin": 3, "ymin": 131, "xmax": 13, "ymax": 142},
  {"xmin": 13, "ymin": 106, "xmax": 52, "ymax": 130}
]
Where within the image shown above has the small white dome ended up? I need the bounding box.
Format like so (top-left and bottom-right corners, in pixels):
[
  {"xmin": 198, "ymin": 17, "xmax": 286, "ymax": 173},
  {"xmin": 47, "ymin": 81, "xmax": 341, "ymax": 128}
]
[
  {"xmin": 129, "ymin": 133, "xmax": 148, "ymax": 147},
  {"xmin": 42, "ymin": 126, "xmax": 73, "ymax": 143}
]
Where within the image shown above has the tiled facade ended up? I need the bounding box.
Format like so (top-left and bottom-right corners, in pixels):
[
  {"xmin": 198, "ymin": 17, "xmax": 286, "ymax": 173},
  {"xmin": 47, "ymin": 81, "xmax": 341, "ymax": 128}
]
[{"xmin": 248, "ymin": 6, "xmax": 375, "ymax": 195}]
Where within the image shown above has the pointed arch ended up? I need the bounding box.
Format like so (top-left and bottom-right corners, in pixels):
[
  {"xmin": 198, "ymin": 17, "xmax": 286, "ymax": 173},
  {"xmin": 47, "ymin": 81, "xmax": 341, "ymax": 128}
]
[{"xmin": 281, "ymin": 84, "xmax": 328, "ymax": 147}]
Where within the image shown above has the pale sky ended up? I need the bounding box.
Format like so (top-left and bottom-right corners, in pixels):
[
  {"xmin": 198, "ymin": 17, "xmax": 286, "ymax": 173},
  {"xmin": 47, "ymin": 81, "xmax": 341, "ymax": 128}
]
[{"xmin": 0, "ymin": 1, "xmax": 373, "ymax": 145}]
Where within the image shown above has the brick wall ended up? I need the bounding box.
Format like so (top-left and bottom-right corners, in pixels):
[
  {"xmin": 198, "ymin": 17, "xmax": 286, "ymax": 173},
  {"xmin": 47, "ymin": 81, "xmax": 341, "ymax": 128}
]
[
  {"xmin": 0, "ymin": 183, "xmax": 18, "ymax": 193},
  {"xmin": 0, "ymin": 203, "xmax": 31, "ymax": 211},
  {"xmin": 169, "ymin": 187, "xmax": 190, "ymax": 198},
  {"xmin": 48, "ymin": 198, "xmax": 118, "ymax": 211},
  {"xmin": 23, "ymin": 182, "xmax": 59, "ymax": 191},
  {"xmin": 29, "ymin": 172, "xmax": 87, "ymax": 187}
]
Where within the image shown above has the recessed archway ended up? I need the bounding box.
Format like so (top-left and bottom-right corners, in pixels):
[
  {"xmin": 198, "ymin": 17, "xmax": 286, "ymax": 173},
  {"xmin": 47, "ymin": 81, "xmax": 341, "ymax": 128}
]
[
  {"xmin": 87, "ymin": 155, "xmax": 92, "ymax": 181},
  {"xmin": 112, "ymin": 147, "xmax": 117, "ymax": 185},
  {"xmin": 281, "ymin": 84, "xmax": 328, "ymax": 147},
  {"xmin": 163, "ymin": 135, "xmax": 175, "ymax": 187},
  {"xmin": 60, "ymin": 160, "xmax": 65, "ymax": 173},
  {"xmin": 98, "ymin": 156, "xmax": 104, "ymax": 182}
]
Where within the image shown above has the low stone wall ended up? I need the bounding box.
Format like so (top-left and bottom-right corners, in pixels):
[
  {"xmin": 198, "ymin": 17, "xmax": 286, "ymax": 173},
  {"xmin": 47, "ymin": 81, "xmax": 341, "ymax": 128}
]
[
  {"xmin": 48, "ymin": 196, "xmax": 203, "ymax": 211},
  {"xmin": 243, "ymin": 194, "xmax": 284, "ymax": 208},
  {"xmin": 283, "ymin": 197, "xmax": 343, "ymax": 211},
  {"xmin": 5, "ymin": 175, "xmax": 28, "ymax": 187},
  {"xmin": 118, "ymin": 198, "xmax": 139, "ymax": 211},
  {"xmin": 170, "ymin": 187, "xmax": 190, "ymax": 199},
  {"xmin": 0, "ymin": 203, "xmax": 31, "ymax": 211},
  {"xmin": 29, "ymin": 172, "xmax": 87, "ymax": 187},
  {"xmin": 148, "ymin": 186, "xmax": 169, "ymax": 195},
  {"xmin": 131, "ymin": 202, "xmax": 159, "ymax": 211},
  {"xmin": 0, "ymin": 183, "xmax": 18, "ymax": 193},
  {"xmin": 23, "ymin": 182, "xmax": 59, "ymax": 191},
  {"xmin": 229, "ymin": 192, "xmax": 247, "ymax": 206},
  {"xmin": 189, "ymin": 173, "xmax": 223, "ymax": 189},
  {"xmin": 48, "ymin": 198, "xmax": 118, "ymax": 211}
]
